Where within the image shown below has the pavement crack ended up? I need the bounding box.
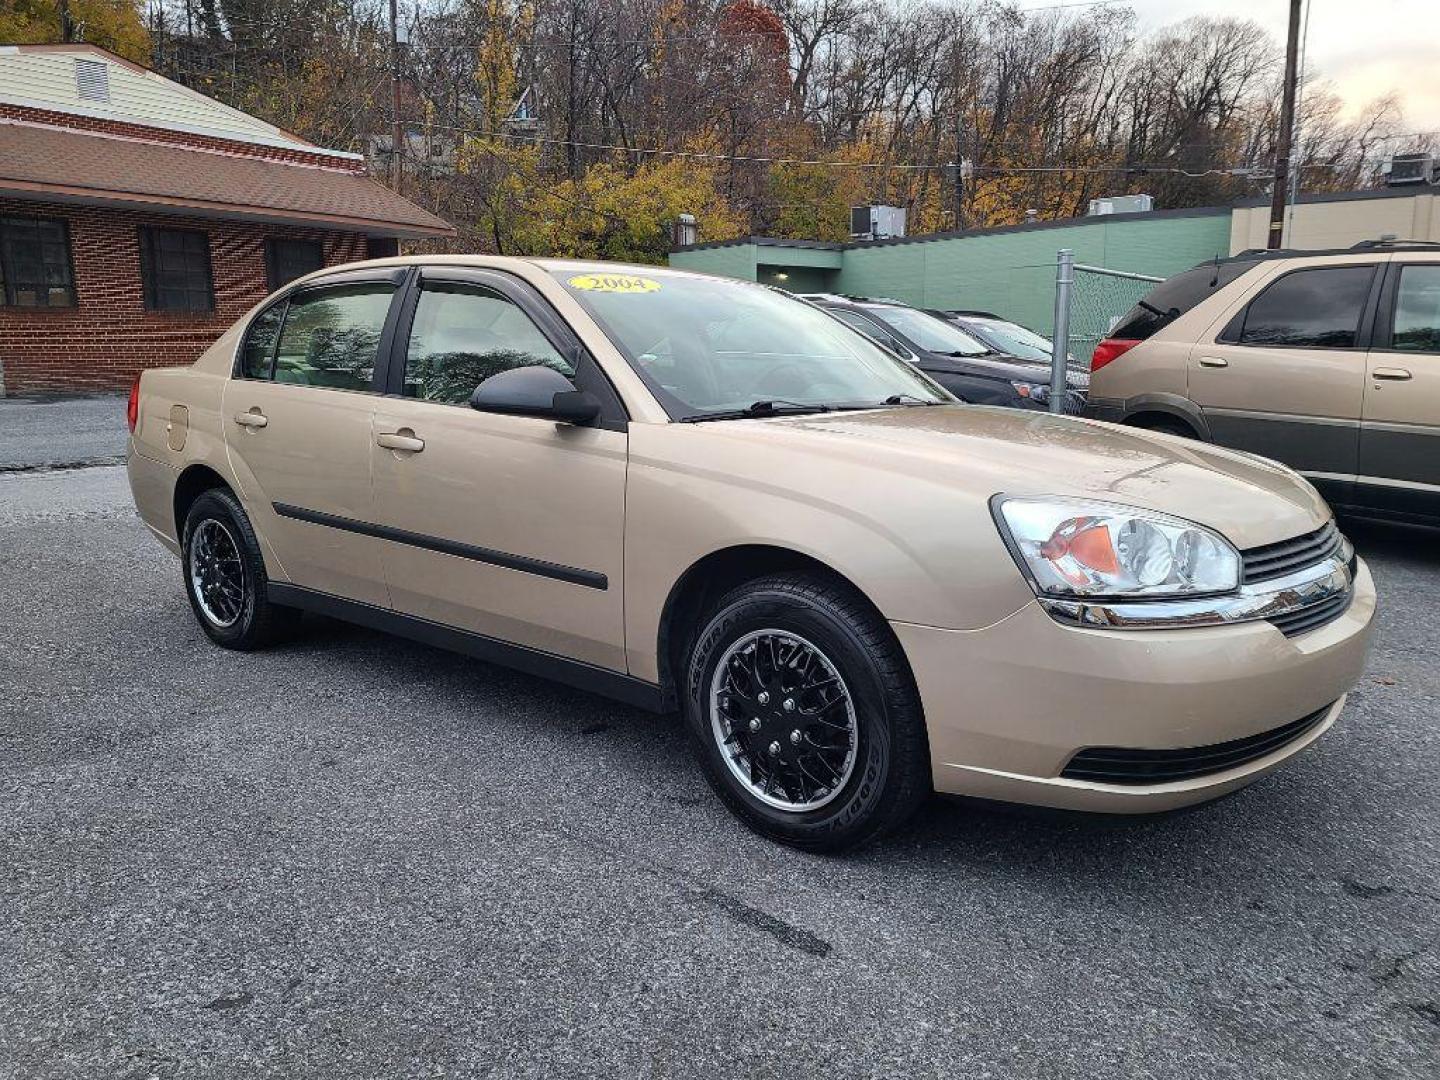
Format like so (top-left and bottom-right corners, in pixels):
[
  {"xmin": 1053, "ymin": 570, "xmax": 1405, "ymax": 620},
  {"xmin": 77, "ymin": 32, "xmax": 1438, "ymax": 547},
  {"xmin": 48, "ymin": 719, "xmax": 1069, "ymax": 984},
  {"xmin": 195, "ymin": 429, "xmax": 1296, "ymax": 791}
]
[
  {"xmin": 695, "ymin": 886, "xmax": 832, "ymax": 958},
  {"xmin": 0, "ymin": 456, "xmax": 126, "ymax": 475}
]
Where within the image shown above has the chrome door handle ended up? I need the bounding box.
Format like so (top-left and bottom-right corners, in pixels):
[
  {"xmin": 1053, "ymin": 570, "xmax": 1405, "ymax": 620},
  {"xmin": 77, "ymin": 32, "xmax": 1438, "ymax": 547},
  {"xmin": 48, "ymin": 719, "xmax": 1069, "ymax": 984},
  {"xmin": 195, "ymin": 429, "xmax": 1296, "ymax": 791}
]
[
  {"xmin": 233, "ymin": 410, "xmax": 268, "ymax": 428},
  {"xmin": 1373, "ymin": 367, "xmax": 1412, "ymax": 381},
  {"xmin": 376, "ymin": 430, "xmax": 425, "ymax": 453},
  {"xmin": 1198, "ymin": 356, "xmax": 1229, "ymax": 368}
]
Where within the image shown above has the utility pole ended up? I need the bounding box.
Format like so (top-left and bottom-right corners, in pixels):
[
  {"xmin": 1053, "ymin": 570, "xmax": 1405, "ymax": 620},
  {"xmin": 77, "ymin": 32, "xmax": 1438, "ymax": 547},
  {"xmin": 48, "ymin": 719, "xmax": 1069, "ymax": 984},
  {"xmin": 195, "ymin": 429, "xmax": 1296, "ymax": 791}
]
[
  {"xmin": 952, "ymin": 112, "xmax": 966, "ymax": 229},
  {"xmin": 389, "ymin": 0, "xmax": 403, "ymax": 193},
  {"xmin": 58, "ymin": 0, "xmax": 75, "ymax": 42},
  {"xmin": 1267, "ymin": 0, "xmax": 1303, "ymax": 250}
]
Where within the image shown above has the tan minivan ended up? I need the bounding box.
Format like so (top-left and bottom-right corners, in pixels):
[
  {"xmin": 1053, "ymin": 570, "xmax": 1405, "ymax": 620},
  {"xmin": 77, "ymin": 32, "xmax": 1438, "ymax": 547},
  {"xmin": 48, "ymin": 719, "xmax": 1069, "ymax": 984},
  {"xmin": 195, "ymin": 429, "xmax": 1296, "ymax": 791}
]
[
  {"xmin": 128, "ymin": 258, "xmax": 1376, "ymax": 850},
  {"xmin": 1087, "ymin": 242, "xmax": 1440, "ymax": 526}
]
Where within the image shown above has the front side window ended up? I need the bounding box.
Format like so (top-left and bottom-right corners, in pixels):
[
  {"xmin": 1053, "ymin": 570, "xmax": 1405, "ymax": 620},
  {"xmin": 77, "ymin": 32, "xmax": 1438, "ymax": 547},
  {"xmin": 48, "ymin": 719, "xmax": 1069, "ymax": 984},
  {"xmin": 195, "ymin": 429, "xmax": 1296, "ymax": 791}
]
[
  {"xmin": 139, "ymin": 227, "xmax": 214, "ymax": 313},
  {"xmin": 867, "ymin": 306, "xmax": 990, "ymax": 356},
  {"xmin": 0, "ymin": 216, "xmax": 75, "ymax": 307},
  {"xmin": 403, "ymin": 284, "xmax": 573, "ymax": 405},
  {"xmin": 265, "ymin": 238, "xmax": 324, "ymax": 291},
  {"xmin": 554, "ymin": 268, "xmax": 948, "ymax": 419},
  {"xmin": 1391, "ymin": 265, "xmax": 1440, "ymax": 353},
  {"xmin": 271, "ymin": 284, "xmax": 394, "ymax": 390},
  {"xmin": 1232, "ymin": 265, "xmax": 1376, "ymax": 349}
]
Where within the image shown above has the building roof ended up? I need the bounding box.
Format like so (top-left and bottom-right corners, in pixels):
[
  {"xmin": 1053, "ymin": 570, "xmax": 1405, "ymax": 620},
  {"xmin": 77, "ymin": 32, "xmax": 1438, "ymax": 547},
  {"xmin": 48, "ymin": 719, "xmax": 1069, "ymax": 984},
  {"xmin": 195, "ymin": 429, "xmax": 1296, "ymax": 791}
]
[
  {"xmin": 0, "ymin": 120, "xmax": 453, "ymax": 238},
  {"xmin": 0, "ymin": 43, "xmax": 340, "ymax": 159}
]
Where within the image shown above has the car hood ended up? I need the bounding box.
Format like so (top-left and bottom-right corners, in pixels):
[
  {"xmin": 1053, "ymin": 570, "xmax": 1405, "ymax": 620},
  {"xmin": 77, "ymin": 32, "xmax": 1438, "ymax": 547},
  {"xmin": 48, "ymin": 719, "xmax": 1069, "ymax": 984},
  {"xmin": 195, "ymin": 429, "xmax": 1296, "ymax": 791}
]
[
  {"xmin": 921, "ymin": 352, "xmax": 1088, "ymax": 390},
  {"xmin": 705, "ymin": 405, "xmax": 1330, "ymax": 550}
]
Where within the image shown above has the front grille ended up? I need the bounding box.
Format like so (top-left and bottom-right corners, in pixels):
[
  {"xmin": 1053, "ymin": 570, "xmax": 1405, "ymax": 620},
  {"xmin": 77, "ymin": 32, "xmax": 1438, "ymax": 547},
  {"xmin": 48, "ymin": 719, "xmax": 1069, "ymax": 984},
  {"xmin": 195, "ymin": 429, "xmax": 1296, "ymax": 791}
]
[
  {"xmin": 1060, "ymin": 703, "xmax": 1334, "ymax": 785},
  {"xmin": 1269, "ymin": 592, "xmax": 1352, "ymax": 637},
  {"xmin": 1241, "ymin": 521, "xmax": 1343, "ymax": 584}
]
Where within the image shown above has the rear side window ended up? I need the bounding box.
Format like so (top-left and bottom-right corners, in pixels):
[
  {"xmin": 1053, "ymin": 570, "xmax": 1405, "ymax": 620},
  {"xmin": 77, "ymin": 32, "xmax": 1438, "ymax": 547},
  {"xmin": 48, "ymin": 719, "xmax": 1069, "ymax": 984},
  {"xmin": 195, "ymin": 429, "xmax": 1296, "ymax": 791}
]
[
  {"xmin": 239, "ymin": 302, "xmax": 285, "ymax": 379},
  {"xmin": 271, "ymin": 284, "xmax": 394, "ymax": 390},
  {"xmin": 1391, "ymin": 265, "xmax": 1440, "ymax": 353},
  {"xmin": 1110, "ymin": 261, "xmax": 1256, "ymax": 341},
  {"xmin": 403, "ymin": 284, "xmax": 573, "ymax": 405},
  {"xmin": 1227, "ymin": 265, "xmax": 1376, "ymax": 349}
]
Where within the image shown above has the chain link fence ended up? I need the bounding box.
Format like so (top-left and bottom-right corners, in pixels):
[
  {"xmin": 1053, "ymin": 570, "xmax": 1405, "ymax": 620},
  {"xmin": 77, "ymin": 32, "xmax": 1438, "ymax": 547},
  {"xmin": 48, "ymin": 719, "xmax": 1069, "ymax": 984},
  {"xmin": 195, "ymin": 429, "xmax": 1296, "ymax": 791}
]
[
  {"xmin": 1069, "ymin": 264, "xmax": 1163, "ymax": 362},
  {"xmin": 1044, "ymin": 251, "xmax": 1163, "ymax": 413}
]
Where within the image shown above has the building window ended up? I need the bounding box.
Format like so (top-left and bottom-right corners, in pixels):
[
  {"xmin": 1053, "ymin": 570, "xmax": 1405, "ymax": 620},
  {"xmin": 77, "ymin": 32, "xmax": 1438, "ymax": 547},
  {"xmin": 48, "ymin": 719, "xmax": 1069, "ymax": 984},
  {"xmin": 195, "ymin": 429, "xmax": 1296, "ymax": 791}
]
[
  {"xmin": 265, "ymin": 238, "xmax": 324, "ymax": 291},
  {"xmin": 138, "ymin": 227, "xmax": 214, "ymax": 313},
  {"xmin": 0, "ymin": 216, "xmax": 76, "ymax": 308}
]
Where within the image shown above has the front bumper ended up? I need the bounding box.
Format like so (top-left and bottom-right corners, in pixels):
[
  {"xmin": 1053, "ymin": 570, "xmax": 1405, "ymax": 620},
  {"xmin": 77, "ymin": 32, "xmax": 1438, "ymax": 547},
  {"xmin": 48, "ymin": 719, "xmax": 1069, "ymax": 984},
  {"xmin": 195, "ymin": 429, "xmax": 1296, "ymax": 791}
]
[{"xmin": 893, "ymin": 557, "xmax": 1376, "ymax": 813}]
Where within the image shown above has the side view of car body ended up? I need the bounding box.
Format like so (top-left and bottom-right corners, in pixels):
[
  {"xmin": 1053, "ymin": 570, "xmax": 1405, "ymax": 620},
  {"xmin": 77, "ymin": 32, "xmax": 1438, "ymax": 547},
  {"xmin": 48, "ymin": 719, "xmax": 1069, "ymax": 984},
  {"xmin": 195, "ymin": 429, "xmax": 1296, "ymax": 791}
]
[
  {"xmin": 803, "ymin": 294, "xmax": 1088, "ymax": 413},
  {"xmin": 1086, "ymin": 241, "xmax": 1440, "ymax": 526},
  {"xmin": 129, "ymin": 257, "xmax": 1376, "ymax": 850}
]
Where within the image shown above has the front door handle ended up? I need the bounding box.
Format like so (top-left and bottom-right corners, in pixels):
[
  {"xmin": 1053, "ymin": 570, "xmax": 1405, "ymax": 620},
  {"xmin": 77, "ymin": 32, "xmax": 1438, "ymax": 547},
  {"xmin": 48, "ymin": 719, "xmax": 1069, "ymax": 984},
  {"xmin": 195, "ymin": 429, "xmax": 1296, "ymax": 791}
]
[
  {"xmin": 1373, "ymin": 367, "xmax": 1413, "ymax": 381},
  {"xmin": 1198, "ymin": 356, "xmax": 1229, "ymax": 368},
  {"xmin": 376, "ymin": 430, "xmax": 425, "ymax": 453},
  {"xmin": 233, "ymin": 409, "xmax": 268, "ymax": 428}
]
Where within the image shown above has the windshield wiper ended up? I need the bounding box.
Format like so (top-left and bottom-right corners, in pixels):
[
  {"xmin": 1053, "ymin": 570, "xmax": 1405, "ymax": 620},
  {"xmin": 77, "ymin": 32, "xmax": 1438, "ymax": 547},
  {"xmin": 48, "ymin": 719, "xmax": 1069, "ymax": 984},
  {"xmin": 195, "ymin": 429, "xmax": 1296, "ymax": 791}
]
[
  {"xmin": 680, "ymin": 399, "xmax": 834, "ymax": 423},
  {"xmin": 880, "ymin": 394, "xmax": 942, "ymax": 407}
]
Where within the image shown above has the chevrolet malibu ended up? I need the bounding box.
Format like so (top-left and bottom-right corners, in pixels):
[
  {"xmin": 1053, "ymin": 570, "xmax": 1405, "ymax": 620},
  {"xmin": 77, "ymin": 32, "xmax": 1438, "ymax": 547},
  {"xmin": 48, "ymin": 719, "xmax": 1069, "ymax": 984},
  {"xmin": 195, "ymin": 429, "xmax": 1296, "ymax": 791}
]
[{"xmin": 126, "ymin": 258, "xmax": 1377, "ymax": 850}]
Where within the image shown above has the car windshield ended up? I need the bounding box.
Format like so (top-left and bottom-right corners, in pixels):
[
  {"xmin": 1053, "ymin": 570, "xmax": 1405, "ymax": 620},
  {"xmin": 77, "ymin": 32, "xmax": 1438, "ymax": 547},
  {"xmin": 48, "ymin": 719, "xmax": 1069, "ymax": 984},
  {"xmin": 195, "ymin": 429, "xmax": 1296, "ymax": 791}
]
[
  {"xmin": 866, "ymin": 306, "xmax": 990, "ymax": 356},
  {"xmin": 967, "ymin": 318, "xmax": 1056, "ymax": 362},
  {"xmin": 552, "ymin": 268, "xmax": 950, "ymax": 419}
]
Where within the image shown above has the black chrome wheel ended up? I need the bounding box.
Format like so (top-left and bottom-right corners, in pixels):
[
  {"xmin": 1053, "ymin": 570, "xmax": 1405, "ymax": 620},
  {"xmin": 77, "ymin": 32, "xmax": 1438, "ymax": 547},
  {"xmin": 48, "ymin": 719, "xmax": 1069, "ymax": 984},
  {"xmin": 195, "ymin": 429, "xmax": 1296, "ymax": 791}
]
[
  {"xmin": 684, "ymin": 574, "xmax": 931, "ymax": 851},
  {"xmin": 709, "ymin": 629, "xmax": 859, "ymax": 812},
  {"xmin": 181, "ymin": 487, "xmax": 298, "ymax": 650},
  {"xmin": 188, "ymin": 518, "xmax": 245, "ymax": 627}
]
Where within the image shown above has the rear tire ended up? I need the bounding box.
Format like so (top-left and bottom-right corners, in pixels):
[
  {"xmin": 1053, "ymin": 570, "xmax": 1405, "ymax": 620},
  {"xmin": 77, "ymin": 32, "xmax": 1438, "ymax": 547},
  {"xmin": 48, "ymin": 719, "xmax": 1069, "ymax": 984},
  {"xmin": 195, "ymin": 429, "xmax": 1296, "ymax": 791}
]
[
  {"xmin": 1130, "ymin": 415, "xmax": 1197, "ymax": 440},
  {"xmin": 181, "ymin": 489, "xmax": 298, "ymax": 650},
  {"xmin": 682, "ymin": 573, "xmax": 930, "ymax": 852}
]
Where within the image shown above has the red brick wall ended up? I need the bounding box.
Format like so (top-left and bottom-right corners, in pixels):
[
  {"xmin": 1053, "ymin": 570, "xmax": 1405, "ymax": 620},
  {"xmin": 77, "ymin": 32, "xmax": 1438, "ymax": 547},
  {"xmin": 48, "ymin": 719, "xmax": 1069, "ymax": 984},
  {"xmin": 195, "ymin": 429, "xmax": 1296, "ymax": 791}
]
[
  {"xmin": 0, "ymin": 197, "xmax": 370, "ymax": 395},
  {"xmin": 0, "ymin": 104, "xmax": 365, "ymax": 172}
]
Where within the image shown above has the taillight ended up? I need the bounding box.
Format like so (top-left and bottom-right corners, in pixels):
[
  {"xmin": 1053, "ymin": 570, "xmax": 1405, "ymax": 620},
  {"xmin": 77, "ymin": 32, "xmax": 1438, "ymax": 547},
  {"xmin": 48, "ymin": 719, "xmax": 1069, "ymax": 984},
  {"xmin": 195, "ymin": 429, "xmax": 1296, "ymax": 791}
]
[
  {"xmin": 126, "ymin": 374, "xmax": 141, "ymax": 433},
  {"xmin": 1090, "ymin": 338, "xmax": 1141, "ymax": 373}
]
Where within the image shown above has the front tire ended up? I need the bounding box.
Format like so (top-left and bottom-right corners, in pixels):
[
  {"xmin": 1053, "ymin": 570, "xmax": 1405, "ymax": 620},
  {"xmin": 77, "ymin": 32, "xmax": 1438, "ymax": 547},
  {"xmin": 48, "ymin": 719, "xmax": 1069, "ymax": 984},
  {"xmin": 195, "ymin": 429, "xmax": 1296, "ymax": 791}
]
[
  {"xmin": 181, "ymin": 489, "xmax": 297, "ymax": 650},
  {"xmin": 683, "ymin": 574, "xmax": 930, "ymax": 851}
]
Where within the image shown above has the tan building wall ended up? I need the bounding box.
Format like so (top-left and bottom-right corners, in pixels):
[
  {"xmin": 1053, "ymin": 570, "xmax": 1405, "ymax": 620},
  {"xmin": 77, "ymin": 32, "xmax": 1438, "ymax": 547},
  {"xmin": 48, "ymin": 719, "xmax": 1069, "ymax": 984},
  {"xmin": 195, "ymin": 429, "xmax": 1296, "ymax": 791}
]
[{"xmin": 1229, "ymin": 190, "xmax": 1437, "ymax": 253}]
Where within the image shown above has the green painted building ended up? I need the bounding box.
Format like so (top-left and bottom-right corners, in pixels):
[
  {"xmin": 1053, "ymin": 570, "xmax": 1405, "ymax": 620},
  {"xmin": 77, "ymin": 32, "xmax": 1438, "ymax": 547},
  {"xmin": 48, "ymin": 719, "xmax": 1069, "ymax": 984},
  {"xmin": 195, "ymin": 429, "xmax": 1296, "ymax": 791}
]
[{"xmin": 669, "ymin": 206, "xmax": 1235, "ymax": 337}]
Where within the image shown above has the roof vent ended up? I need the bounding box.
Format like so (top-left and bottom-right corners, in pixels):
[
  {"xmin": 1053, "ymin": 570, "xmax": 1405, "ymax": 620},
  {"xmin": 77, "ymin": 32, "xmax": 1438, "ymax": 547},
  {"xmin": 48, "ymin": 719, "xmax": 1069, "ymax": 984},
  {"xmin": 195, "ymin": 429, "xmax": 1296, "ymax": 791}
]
[{"xmin": 75, "ymin": 58, "xmax": 110, "ymax": 103}]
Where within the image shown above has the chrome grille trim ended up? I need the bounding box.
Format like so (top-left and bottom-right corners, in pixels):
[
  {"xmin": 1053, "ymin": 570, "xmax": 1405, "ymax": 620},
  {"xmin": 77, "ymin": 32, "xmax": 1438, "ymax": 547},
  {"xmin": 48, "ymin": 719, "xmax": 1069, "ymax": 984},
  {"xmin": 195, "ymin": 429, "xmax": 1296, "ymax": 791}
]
[
  {"xmin": 1242, "ymin": 521, "xmax": 1344, "ymax": 584},
  {"xmin": 1041, "ymin": 550, "xmax": 1354, "ymax": 634}
]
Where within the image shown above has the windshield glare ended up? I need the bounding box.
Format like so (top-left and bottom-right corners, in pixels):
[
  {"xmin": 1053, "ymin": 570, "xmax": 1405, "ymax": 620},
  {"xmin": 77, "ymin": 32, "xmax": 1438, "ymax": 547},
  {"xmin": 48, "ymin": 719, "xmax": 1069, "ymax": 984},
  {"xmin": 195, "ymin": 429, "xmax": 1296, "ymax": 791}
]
[
  {"xmin": 971, "ymin": 318, "xmax": 1055, "ymax": 362},
  {"xmin": 868, "ymin": 306, "xmax": 989, "ymax": 356},
  {"xmin": 554, "ymin": 270, "xmax": 950, "ymax": 418}
]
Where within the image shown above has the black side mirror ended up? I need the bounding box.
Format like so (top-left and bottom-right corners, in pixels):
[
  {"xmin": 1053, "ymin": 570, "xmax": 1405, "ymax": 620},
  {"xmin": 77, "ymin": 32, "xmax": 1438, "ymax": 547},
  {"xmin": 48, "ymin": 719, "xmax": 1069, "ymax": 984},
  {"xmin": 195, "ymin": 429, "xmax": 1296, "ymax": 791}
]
[{"xmin": 469, "ymin": 365, "xmax": 601, "ymax": 425}]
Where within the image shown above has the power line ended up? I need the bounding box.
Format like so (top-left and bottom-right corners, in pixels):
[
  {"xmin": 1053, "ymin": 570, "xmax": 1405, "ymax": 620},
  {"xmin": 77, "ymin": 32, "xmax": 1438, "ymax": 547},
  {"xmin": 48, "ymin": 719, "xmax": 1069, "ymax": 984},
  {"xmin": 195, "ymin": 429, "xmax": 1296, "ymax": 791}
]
[{"xmin": 401, "ymin": 118, "xmax": 1320, "ymax": 176}]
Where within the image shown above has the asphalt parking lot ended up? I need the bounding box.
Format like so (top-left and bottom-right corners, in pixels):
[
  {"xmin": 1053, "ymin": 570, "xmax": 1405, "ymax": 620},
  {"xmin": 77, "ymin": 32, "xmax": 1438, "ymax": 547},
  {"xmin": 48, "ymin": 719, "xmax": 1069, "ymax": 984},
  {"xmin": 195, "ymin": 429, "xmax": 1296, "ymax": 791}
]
[{"xmin": 2, "ymin": 457, "xmax": 1438, "ymax": 1078}]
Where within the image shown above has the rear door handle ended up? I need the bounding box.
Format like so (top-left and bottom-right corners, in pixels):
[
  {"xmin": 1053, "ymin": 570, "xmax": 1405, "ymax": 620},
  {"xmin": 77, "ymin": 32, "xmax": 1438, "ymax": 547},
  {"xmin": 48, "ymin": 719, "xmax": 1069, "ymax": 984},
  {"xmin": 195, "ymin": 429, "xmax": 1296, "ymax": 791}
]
[
  {"xmin": 1198, "ymin": 356, "xmax": 1229, "ymax": 368},
  {"xmin": 1373, "ymin": 367, "xmax": 1412, "ymax": 381},
  {"xmin": 233, "ymin": 410, "xmax": 268, "ymax": 428},
  {"xmin": 376, "ymin": 430, "xmax": 425, "ymax": 453}
]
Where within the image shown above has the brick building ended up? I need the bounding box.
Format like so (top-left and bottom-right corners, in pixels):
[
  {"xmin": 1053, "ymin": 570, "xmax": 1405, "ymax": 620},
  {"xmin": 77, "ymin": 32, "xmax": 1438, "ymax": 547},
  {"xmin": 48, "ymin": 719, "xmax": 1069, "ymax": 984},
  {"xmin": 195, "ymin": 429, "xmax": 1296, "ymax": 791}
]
[{"xmin": 0, "ymin": 43, "xmax": 453, "ymax": 396}]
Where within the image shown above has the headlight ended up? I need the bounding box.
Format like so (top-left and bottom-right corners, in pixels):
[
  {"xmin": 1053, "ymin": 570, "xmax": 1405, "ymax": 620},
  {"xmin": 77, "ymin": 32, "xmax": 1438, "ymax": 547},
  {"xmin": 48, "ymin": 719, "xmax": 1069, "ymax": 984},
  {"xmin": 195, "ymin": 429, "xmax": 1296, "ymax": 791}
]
[
  {"xmin": 993, "ymin": 496, "xmax": 1240, "ymax": 598},
  {"xmin": 1011, "ymin": 381, "xmax": 1049, "ymax": 403}
]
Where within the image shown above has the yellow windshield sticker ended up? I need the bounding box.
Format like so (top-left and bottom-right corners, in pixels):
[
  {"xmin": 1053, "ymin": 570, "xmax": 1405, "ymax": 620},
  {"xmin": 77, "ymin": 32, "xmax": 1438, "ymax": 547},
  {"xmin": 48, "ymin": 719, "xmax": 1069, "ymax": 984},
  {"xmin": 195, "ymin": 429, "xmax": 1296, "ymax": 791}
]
[{"xmin": 567, "ymin": 273, "xmax": 662, "ymax": 294}]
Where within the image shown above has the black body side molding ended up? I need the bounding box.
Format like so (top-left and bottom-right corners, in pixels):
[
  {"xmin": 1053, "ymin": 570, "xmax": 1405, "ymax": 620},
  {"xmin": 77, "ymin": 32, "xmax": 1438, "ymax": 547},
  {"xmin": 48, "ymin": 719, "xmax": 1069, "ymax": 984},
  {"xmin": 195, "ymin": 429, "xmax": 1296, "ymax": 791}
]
[
  {"xmin": 268, "ymin": 582, "xmax": 666, "ymax": 712},
  {"xmin": 272, "ymin": 502, "xmax": 607, "ymax": 590}
]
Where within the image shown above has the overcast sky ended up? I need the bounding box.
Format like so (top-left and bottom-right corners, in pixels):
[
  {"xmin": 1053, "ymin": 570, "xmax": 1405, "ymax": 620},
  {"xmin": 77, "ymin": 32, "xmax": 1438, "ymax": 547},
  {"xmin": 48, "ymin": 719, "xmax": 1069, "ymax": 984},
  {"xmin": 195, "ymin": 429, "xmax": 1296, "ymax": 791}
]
[{"xmin": 1126, "ymin": 0, "xmax": 1440, "ymax": 135}]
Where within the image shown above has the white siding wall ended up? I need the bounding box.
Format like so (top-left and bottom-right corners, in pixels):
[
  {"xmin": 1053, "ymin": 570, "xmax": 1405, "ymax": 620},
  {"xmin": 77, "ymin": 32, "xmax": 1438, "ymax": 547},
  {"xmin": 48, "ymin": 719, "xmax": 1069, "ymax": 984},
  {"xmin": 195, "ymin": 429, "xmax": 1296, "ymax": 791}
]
[
  {"xmin": 0, "ymin": 47, "xmax": 315, "ymax": 151},
  {"xmin": 1229, "ymin": 192, "xmax": 1439, "ymax": 253}
]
